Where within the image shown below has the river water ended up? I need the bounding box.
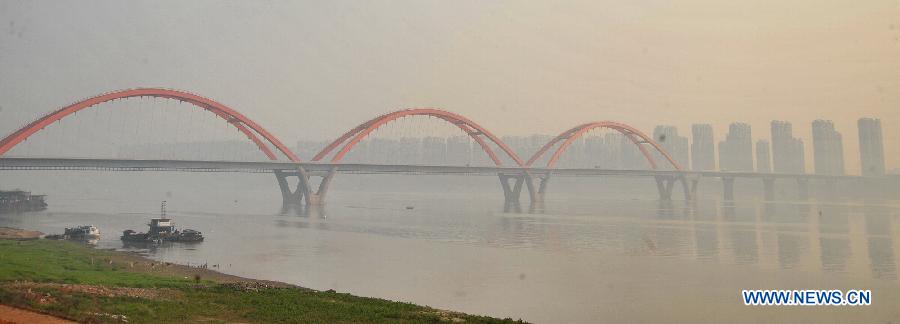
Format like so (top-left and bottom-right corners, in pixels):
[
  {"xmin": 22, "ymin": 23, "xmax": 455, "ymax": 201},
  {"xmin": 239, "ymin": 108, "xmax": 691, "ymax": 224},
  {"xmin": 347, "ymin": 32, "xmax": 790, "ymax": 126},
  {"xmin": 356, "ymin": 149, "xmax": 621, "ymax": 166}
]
[{"xmin": 2, "ymin": 171, "xmax": 899, "ymax": 323}]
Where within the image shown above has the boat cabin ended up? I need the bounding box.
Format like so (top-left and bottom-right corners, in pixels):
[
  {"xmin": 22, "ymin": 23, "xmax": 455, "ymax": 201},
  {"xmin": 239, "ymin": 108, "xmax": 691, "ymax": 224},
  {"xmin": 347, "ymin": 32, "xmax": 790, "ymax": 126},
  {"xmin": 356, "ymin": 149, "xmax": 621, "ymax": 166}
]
[{"xmin": 148, "ymin": 218, "xmax": 175, "ymax": 235}]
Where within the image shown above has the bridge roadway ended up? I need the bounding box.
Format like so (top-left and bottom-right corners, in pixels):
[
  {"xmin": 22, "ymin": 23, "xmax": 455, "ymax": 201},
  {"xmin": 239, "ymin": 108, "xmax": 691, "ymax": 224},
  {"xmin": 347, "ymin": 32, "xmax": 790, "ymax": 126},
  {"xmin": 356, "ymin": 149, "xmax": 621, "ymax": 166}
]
[
  {"xmin": 0, "ymin": 157, "xmax": 884, "ymax": 205},
  {"xmin": 0, "ymin": 157, "xmax": 862, "ymax": 179}
]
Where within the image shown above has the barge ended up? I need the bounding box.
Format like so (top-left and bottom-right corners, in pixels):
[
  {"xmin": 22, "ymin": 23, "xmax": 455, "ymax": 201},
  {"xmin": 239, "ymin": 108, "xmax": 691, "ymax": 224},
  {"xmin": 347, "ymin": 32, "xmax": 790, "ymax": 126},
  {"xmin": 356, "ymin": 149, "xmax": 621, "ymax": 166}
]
[
  {"xmin": 0, "ymin": 190, "xmax": 47, "ymax": 213},
  {"xmin": 121, "ymin": 202, "xmax": 203, "ymax": 243}
]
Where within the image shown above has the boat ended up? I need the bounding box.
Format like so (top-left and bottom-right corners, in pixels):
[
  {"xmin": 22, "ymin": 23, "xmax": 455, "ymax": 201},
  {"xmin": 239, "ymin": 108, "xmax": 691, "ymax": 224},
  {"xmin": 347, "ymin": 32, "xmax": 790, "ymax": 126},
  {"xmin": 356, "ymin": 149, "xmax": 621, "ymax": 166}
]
[
  {"xmin": 120, "ymin": 229, "xmax": 151, "ymax": 242},
  {"xmin": 121, "ymin": 218, "xmax": 203, "ymax": 243},
  {"xmin": 121, "ymin": 201, "xmax": 203, "ymax": 243},
  {"xmin": 64, "ymin": 225, "xmax": 100, "ymax": 239},
  {"xmin": 0, "ymin": 190, "xmax": 47, "ymax": 213},
  {"xmin": 172, "ymin": 229, "xmax": 204, "ymax": 242}
]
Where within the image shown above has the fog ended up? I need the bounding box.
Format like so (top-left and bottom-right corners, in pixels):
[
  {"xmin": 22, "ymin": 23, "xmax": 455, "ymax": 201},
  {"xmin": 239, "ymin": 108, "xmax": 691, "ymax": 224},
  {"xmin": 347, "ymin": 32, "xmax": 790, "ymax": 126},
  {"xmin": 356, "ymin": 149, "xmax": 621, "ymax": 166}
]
[
  {"xmin": 1, "ymin": 1, "xmax": 898, "ymax": 174},
  {"xmin": 3, "ymin": 3, "xmax": 900, "ymax": 322}
]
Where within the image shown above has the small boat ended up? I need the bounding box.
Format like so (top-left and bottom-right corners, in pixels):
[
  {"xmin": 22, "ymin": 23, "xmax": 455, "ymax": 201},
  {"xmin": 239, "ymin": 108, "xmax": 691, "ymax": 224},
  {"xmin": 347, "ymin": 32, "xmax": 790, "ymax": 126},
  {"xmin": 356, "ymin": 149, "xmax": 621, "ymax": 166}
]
[
  {"xmin": 0, "ymin": 190, "xmax": 47, "ymax": 213},
  {"xmin": 120, "ymin": 229, "xmax": 151, "ymax": 242},
  {"xmin": 64, "ymin": 225, "xmax": 100, "ymax": 239},
  {"xmin": 121, "ymin": 202, "xmax": 204, "ymax": 243},
  {"xmin": 121, "ymin": 218, "xmax": 203, "ymax": 243},
  {"xmin": 172, "ymin": 229, "xmax": 204, "ymax": 242},
  {"xmin": 121, "ymin": 201, "xmax": 204, "ymax": 244}
]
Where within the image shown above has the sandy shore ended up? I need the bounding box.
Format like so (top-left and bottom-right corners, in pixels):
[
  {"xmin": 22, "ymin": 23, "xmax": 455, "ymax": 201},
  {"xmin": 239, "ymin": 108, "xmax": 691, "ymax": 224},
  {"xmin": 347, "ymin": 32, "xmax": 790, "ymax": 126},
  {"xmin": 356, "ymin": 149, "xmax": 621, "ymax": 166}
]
[
  {"xmin": 0, "ymin": 227, "xmax": 43, "ymax": 240},
  {"xmin": 0, "ymin": 304, "xmax": 74, "ymax": 324}
]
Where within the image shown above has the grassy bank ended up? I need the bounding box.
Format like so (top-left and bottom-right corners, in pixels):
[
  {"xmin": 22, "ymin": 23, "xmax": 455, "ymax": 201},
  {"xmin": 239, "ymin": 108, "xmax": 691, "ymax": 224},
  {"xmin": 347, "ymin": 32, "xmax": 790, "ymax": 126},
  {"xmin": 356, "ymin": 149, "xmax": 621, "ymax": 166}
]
[{"xmin": 0, "ymin": 239, "xmax": 523, "ymax": 323}]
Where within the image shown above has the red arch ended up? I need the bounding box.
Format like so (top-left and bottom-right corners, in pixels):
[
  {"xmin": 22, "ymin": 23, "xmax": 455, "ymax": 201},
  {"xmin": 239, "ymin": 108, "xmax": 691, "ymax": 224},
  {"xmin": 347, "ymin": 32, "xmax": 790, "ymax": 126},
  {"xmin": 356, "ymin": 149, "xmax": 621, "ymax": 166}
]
[
  {"xmin": 527, "ymin": 121, "xmax": 682, "ymax": 170},
  {"xmin": 313, "ymin": 108, "xmax": 525, "ymax": 166},
  {"xmin": 0, "ymin": 88, "xmax": 300, "ymax": 162}
]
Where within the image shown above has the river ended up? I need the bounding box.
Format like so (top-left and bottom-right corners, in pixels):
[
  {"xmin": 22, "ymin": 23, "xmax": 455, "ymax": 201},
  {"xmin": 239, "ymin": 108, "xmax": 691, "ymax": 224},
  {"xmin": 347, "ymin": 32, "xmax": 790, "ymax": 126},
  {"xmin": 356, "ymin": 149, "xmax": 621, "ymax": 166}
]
[{"xmin": 2, "ymin": 171, "xmax": 899, "ymax": 323}]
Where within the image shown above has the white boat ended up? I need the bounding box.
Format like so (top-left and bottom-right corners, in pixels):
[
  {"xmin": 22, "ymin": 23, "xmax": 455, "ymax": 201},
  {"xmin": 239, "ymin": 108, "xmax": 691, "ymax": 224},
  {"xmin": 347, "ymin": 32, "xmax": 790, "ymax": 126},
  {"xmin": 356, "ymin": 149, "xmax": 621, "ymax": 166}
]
[{"xmin": 64, "ymin": 225, "xmax": 100, "ymax": 239}]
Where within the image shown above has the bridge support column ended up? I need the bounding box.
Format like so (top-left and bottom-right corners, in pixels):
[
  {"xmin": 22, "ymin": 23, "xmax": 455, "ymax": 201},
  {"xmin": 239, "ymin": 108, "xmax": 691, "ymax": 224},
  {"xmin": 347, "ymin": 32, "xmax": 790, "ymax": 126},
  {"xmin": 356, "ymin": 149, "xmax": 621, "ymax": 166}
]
[
  {"xmin": 655, "ymin": 176, "xmax": 695, "ymax": 201},
  {"xmin": 722, "ymin": 177, "xmax": 735, "ymax": 201},
  {"xmin": 797, "ymin": 179, "xmax": 809, "ymax": 201},
  {"xmin": 499, "ymin": 173, "xmax": 526, "ymax": 205},
  {"xmin": 655, "ymin": 176, "xmax": 675, "ymax": 200},
  {"xmin": 274, "ymin": 167, "xmax": 336, "ymax": 207},
  {"xmin": 762, "ymin": 178, "xmax": 775, "ymax": 201},
  {"xmin": 683, "ymin": 175, "xmax": 699, "ymax": 201},
  {"xmin": 529, "ymin": 173, "xmax": 548, "ymax": 210},
  {"xmin": 275, "ymin": 170, "xmax": 304, "ymax": 206},
  {"xmin": 822, "ymin": 179, "xmax": 839, "ymax": 200},
  {"xmin": 499, "ymin": 172, "xmax": 546, "ymax": 211}
]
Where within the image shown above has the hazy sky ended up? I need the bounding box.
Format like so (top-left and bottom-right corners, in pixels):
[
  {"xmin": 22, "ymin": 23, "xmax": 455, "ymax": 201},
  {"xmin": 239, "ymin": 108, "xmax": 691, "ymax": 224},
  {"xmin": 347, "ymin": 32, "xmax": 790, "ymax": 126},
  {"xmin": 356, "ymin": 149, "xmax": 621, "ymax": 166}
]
[{"xmin": 1, "ymin": 1, "xmax": 898, "ymax": 173}]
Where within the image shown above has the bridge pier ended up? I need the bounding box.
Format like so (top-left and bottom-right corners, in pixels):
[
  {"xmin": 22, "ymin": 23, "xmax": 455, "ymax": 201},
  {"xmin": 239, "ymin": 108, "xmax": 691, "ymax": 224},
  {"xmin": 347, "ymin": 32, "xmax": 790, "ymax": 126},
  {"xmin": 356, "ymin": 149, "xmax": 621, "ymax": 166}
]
[
  {"xmin": 529, "ymin": 173, "xmax": 549, "ymax": 210},
  {"xmin": 655, "ymin": 176, "xmax": 675, "ymax": 200},
  {"xmin": 684, "ymin": 175, "xmax": 699, "ymax": 201},
  {"xmin": 722, "ymin": 177, "xmax": 735, "ymax": 201},
  {"xmin": 498, "ymin": 172, "xmax": 548, "ymax": 210},
  {"xmin": 498, "ymin": 173, "xmax": 526, "ymax": 204},
  {"xmin": 274, "ymin": 170, "xmax": 304, "ymax": 206},
  {"xmin": 655, "ymin": 176, "xmax": 694, "ymax": 201},
  {"xmin": 823, "ymin": 179, "xmax": 840, "ymax": 200},
  {"xmin": 762, "ymin": 177, "xmax": 775, "ymax": 201},
  {"xmin": 797, "ymin": 179, "xmax": 809, "ymax": 201},
  {"xmin": 274, "ymin": 166, "xmax": 336, "ymax": 207}
]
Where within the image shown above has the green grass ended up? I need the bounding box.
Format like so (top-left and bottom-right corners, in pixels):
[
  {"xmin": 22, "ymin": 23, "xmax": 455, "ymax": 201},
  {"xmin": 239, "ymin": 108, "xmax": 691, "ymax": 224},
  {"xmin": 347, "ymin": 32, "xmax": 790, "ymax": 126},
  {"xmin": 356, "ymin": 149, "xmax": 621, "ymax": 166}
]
[
  {"xmin": 0, "ymin": 240, "xmax": 525, "ymax": 323},
  {"xmin": 0, "ymin": 240, "xmax": 191, "ymax": 287}
]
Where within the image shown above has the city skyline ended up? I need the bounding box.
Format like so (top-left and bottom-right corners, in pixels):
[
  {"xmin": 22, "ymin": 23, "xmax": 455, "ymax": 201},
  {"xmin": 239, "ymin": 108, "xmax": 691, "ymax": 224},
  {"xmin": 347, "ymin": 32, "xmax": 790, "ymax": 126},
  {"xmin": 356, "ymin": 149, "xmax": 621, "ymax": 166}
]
[
  {"xmin": 18, "ymin": 116, "xmax": 890, "ymax": 175},
  {"xmin": 2, "ymin": 1, "xmax": 898, "ymax": 174},
  {"xmin": 6, "ymin": 104, "xmax": 889, "ymax": 175}
]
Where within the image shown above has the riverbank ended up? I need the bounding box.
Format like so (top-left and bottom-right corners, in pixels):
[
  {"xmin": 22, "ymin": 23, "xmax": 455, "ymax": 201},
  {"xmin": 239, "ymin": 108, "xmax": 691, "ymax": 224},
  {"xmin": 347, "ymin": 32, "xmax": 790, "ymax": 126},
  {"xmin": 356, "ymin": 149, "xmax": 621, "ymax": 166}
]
[{"xmin": 0, "ymin": 230, "xmax": 523, "ymax": 323}]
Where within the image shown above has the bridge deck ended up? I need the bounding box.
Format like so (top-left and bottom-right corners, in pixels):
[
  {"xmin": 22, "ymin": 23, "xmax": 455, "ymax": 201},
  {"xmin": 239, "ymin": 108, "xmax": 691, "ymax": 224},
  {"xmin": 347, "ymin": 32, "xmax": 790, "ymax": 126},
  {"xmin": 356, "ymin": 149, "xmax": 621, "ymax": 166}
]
[{"xmin": 0, "ymin": 157, "xmax": 877, "ymax": 180}]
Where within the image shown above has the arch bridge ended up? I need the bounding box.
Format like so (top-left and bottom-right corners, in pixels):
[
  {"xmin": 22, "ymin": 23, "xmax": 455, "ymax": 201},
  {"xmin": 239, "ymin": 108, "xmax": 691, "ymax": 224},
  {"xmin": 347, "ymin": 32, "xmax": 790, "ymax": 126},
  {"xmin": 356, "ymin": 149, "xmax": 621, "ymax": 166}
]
[{"xmin": 1, "ymin": 88, "xmax": 725, "ymax": 209}]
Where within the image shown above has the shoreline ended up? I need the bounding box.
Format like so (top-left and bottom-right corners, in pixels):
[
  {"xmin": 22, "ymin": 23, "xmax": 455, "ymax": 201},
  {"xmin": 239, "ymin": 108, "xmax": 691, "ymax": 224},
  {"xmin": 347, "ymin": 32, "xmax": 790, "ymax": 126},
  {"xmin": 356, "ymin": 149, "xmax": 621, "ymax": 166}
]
[
  {"xmin": 3, "ymin": 226, "xmax": 298, "ymax": 288},
  {"xmin": 0, "ymin": 227, "xmax": 523, "ymax": 323}
]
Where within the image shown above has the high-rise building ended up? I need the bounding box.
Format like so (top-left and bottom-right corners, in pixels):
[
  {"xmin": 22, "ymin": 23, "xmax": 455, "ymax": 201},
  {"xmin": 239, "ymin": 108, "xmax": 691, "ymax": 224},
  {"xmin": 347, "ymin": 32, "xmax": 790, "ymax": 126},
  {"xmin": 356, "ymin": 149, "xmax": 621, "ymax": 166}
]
[
  {"xmin": 653, "ymin": 126, "xmax": 689, "ymax": 170},
  {"xmin": 718, "ymin": 123, "xmax": 753, "ymax": 171},
  {"xmin": 858, "ymin": 118, "xmax": 886, "ymax": 176},
  {"xmin": 691, "ymin": 124, "xmax": 715, "ymax": 170},
  {"xmin": 771, "ymin": 121, "xmax": 805, "ymax": 174},
  {"xmin": 756, "ymin": 140, "xmax": 771, "ymax": 173},
  {"xmin": 811, "ymin": 120, "xmax": 844, "ymax": 175}
]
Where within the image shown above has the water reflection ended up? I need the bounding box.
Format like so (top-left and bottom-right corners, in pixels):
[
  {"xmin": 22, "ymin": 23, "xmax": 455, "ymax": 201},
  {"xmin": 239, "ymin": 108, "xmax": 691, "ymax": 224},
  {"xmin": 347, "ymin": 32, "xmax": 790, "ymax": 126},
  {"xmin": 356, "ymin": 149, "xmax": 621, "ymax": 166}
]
[
  {"xmin": 7, "ymin": 195, "xmax": 897, "ymax": 283},
  {"xmin": 864, "ymin": 205, "xmax": 896, "ymax": 279},
  {"xmin": 274, "ymin": 198, "xmax": 900, "ymax": 281},
  {"xmin": 482, "ymin": 199, "xmax": 899, "ymax": 281},
  {"xmin": 279, "ymin": 203, "xmax": 327, "ymax": 219}
]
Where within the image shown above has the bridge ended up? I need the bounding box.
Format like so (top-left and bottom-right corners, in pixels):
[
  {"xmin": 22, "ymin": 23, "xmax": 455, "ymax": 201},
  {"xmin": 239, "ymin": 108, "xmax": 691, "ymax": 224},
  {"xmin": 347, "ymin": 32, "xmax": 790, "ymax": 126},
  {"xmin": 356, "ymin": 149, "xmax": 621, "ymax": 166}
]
[{"xmin": 0, "ymin": 88, "xmax": 888, "ymax": 208}]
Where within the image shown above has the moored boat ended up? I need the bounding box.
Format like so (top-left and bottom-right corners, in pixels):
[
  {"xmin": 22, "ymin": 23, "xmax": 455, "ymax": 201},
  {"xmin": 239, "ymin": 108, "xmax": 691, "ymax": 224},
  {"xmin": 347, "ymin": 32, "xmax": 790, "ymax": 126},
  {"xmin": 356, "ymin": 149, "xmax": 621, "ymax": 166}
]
[
  {"xmin": 0, "ymin": 190, "xmax": 47, "ymax": 213},
  {"xmin": 64, "ymin": 225, "xmax": 100, "ymax": 239},
  {"xmin": 121, "ymin": 202, "xmax": 204, "ymax": 243}
]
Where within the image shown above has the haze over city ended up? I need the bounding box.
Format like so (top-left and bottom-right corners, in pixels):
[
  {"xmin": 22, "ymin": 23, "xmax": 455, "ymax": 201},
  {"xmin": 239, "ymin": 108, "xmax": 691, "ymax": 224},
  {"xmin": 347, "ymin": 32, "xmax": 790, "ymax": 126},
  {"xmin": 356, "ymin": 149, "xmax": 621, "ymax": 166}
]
[
  {"xmin": 1, "ymin": 1, "xmax": 898, "ymax": 174},
  {"xmin": 2, "ymin": 2, "xmax": 900, "ymax": 323}
]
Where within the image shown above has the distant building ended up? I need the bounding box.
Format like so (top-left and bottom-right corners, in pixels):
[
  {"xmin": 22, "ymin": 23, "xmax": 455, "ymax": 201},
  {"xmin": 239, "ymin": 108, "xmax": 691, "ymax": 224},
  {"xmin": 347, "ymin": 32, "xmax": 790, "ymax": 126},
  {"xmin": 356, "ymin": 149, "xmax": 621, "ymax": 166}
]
[
  {"xmin": 756, "ymin": 140, "xmax": 771, "ymax": 173},
  {"xmin": 858, "ymin": 118, "xmax": 886, "ymax": 176},
  {"xmin": 771, "ymin": 121, "xmax": 805, "ymax": 174},
  {"xmin": 718, "ymin": 123, "xmax": 753, "ymax": 171},
  {"xmin": 617, "ymin": 133, "xmax": 647, "ymax": 170},
  {"xmin": 295, "ymin": 140, "xmax": 329, "ymax": 161},
  {"xmin": 811, "ymin": 120, "xmax": 844, "ymax": 175},
  {"xmin": 446, "ymin": 136, "xmax": 473, "ymax": 166},
  {"xmin": 691, "ymin": 124, "xmax": 716, "ymax": 171},
  {"xmin": 501, "ymin": 135, "xmax": 553, "ymax": 167},
  {"xmin": 421, "ymin": 137, "xmax": 447, "ymax": 165},
  {"xmin": 653, "ymin": 126, "xmax": 690, "ymax": 170}
]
